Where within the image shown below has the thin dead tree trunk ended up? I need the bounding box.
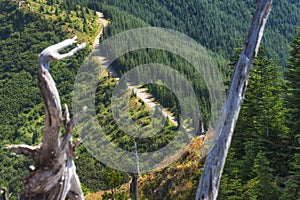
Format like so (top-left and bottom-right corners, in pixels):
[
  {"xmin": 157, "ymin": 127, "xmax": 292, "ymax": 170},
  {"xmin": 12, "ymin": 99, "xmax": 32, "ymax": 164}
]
[
  {"xmin": 130, "ymin": 142, "xmax": 140, "ymax": 200},
  {"xmin": 5, "ymin": 36, "xmax": 87, "ymax": 200},
  {"xmin": 196, "ymin": 0, "xmax": 273, "ymax": 199}
]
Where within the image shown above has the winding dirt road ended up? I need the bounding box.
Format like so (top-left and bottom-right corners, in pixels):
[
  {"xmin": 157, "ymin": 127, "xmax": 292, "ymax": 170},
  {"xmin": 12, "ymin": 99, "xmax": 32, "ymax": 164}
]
[{"xmin": 93, "ymin": 12, "xmax": 178, "ymax": 127}]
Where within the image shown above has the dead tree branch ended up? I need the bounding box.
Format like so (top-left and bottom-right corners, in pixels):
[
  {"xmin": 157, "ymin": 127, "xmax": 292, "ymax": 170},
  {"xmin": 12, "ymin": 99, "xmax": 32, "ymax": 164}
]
[
  {"xmin": 4, "ymin": 36, "xmax": 86, "ymax": 200},
  {"xmin": 195, "ymin": 1, "xmax": 273, "ymax": 199}
]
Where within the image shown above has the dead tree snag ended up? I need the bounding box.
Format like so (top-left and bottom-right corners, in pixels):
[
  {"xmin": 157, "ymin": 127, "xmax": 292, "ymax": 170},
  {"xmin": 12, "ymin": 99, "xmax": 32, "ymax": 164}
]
[
  {"xmin": 196, "ymin": 1, "xmax": 273, "ymax": 199},
  {"xmin": 5, "ymin": 36, "xmax": 87, "ymax": 200}
]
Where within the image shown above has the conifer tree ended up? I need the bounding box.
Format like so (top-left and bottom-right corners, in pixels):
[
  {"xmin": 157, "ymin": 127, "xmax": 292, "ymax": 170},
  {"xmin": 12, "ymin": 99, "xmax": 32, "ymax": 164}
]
[
  {"xmin": 285, "ymin": 27, "xmax": 300, "ymax": 174},
  {"xmin": 236, "ymin": 47, "xmax": 288, "ymax": 175},
  {"xmin": 220, "ymin": 47, "xmax": 288, "ymax": 198},
  {"xmin": 284, "ymin": 27, "xmax": 300, "ymax": 199},
  {"xmin": 242, "ymin": 151, "xmax": 280, "ymax": 200},
  {"xmin": 218, "ymin": 149, "xmax": 243, "ymax": 200},
  {"xmin": 279, "ymin": 177, "xmax": 300, "ymax": 200}
]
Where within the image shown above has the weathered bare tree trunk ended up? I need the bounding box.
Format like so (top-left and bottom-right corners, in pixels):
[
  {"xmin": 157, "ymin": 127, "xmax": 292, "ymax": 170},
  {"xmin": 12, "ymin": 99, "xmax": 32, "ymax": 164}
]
[
  {"xmin": 195, "ymin": 1, "xmax": 273, "ymax": 199},
  {"xmin": 5, "ymin": 36, "xmax": 87, "ymax": 200},
  {"xmin": 130, "ymin": 174, "xmax": 139, "ymax": 200},
  {"xmin": 130, "ymin": 142, "xmax": 140, "ymax": 200}
]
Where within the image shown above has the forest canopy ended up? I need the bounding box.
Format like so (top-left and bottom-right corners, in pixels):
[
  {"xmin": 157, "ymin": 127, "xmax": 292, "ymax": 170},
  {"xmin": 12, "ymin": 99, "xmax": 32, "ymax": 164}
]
[{"xmin": 0, "ymin": 0, "xmax": 299, "ymax": 199}]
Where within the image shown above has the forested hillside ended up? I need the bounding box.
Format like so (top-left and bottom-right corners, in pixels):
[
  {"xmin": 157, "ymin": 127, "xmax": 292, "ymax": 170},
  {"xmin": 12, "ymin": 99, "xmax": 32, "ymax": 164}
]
[
  {"xmin": 76, "ymin": 3, "xmax": 230, "ymax": 130},
  {"xmin": 1, "ymin": 0, "xmax": 299, "ymax": 199},
  {"xmin": 85, "ymin": 0, "xmax": 300, "ymax": 65},
  {"xmin": 82, "ymin": 1, "xmax": 300, "ymax": 199},
  {"xmin": 0, "ymin": 0, "xmax": 190, "ymax": 197},
  {"xmin": 0, "ymin": 0, "xmax": 98, "ymax": 198},
  {"xmin": 79, "ymin": 0, "xmax": 300, "ymax": 130},
  {"xmin": 218, "ymin": 46, "xmax": 300, "ymax": 199}
]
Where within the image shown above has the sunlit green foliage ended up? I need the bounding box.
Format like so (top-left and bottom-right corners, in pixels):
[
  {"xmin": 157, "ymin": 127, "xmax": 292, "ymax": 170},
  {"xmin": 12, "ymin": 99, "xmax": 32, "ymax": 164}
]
[
  {"xmin": 1, "ymin": 0, "xmax": 300, "ymax": 199},
  {"xmin": 219, "ymin": 46, "xmax": 299, "ymax": 199},
  {"xmin": 0, "ymin": 0, "xmax": 94, "ymax": 198},
  {"xmin": 85, "ymin": 0, "xmax": 299, "ymax": 65}
]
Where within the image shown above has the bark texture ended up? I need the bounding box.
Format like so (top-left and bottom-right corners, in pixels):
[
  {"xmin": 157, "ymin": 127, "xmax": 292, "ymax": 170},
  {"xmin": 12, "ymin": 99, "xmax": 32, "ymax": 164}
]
[
  {"xmin": 129, "ymin": 142, "xmax": 140, "ymax": 200},
  {"xmin": 195, "ymin": 1, "xmax": 273, "ymax": 199},
  {"xmin": 5, "ymin": 36, "xmax": 87, "ymax": 200}
]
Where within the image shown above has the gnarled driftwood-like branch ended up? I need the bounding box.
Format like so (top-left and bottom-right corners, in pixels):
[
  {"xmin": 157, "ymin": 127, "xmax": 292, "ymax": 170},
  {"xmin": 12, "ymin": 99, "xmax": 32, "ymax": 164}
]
[
  {"xmin": 195, "ymin": 1, "xmax": 273, "ymax": 199},
  {"xmin": 5, "ymin": 36, "xmax": 86, "ymax": 200}
]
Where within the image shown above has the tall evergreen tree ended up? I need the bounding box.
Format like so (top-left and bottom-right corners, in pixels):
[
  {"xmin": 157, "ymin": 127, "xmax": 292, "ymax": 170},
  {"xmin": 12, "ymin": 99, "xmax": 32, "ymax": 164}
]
[
  {"xmin": 236, "ymin": 48, "xmax": 288, "ymax": 177},
  {"xmin": 242, "ymin": 151, "xmax": 281, "ymax": 200},
  {"xmin": 283, "ymin": 27, "xmax": 300, "ymax": 199},
  {"xmin": 220, "ymin": 48, "xmax": 289, "ymax": 198},
  {"xmin": 285, "ymin": 27, "xmax": 300, "ymax": 175},
  {"xmin": 218, "ymin": 149, "xmax": 243, "ymax": 200}
]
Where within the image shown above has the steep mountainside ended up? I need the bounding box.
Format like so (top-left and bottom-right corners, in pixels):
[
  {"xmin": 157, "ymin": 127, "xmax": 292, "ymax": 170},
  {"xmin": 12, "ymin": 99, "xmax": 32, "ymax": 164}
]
[
  {"xmin": 1, "ymin": 0, "xmax": 299, "ymax": 199},
  {"xmin": 86, "ymin": 0, "xmax": 300, "ymax": 64},
  {"xmin": 0, "ymin": 0, "xmax": 98, "ymax": 197},
  {"xmin": 85, "ymin": 133, "xmax": 209, "ymax": 200},
  {"xmin": 0, "ymin": 0, "xmax": 182, "ymax": 197}
]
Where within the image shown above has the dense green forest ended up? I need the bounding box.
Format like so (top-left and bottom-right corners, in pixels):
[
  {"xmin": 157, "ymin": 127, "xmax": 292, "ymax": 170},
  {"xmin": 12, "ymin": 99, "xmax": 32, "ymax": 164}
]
[
  {"xmin": 219, "ymin": 46, "xmax": 300, "ymax": 199},
  {"xmin": 79, "ymin": 0, "xmax": 300, "ymax": 130},
  {"xmin": 81, "ymin": 3, "xmax": 230, "ymax": 130},
  {"xmin": 85, "ymin": 0, "xmax": 300, "ymax": 65},
  {"xmin": 0, "ymin": 0, "xmax": 299, "ymax": 199}
]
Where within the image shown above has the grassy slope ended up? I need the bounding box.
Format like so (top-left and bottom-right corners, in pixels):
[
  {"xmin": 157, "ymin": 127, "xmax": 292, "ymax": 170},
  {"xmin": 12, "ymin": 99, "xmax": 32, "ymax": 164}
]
[
  {"xmin": 77, "ymin": 4, "xmax": 218, "ymax": 199},
  {"xmin": 26, "ymin": 0, "xmax": 100, "ymax": 45},
  {"xmin": 0, "ymin": 0, "xmax": 99, "ymax": 197},
  {"xmin": 85, "ymin": 131, "xmax": 212, "ymax": 199},
  {"xmin": 1, "ymin": 0, "xmax": 183, "ymax": 195}
]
